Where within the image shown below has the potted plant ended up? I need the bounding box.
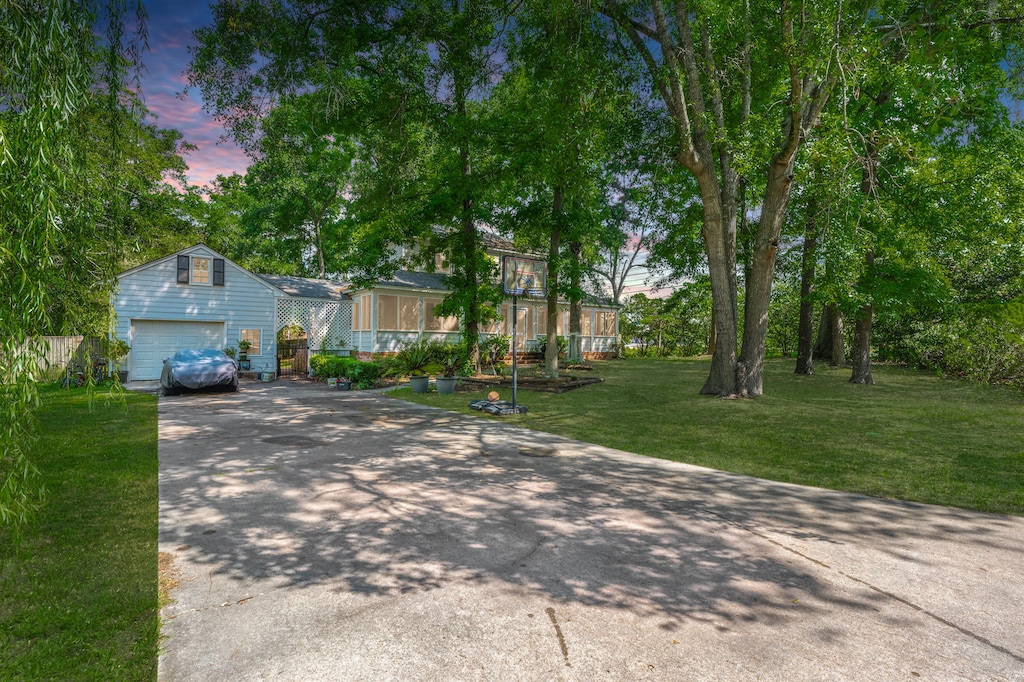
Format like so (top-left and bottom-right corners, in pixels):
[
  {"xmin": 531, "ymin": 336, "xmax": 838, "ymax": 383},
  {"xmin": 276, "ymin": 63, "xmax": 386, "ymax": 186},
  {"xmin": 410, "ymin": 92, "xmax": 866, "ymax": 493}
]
[
  {"xmin": 393, "ymin": 343, "xmax": 437, "ymax": 393},
  {"xmin": 237, "ymin": 339, "xmax": 252, "ymax": 370},
  {"xmin": 435, "ymin": 345, "xmax": 467, "ymax": 395}
]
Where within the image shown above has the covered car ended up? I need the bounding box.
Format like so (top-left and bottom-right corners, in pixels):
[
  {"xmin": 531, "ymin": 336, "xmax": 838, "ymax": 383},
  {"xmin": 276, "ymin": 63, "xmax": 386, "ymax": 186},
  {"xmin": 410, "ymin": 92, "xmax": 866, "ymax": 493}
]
[{"xmin": 160, "ymin": 349, "xmax": 239, "ymax": 393}]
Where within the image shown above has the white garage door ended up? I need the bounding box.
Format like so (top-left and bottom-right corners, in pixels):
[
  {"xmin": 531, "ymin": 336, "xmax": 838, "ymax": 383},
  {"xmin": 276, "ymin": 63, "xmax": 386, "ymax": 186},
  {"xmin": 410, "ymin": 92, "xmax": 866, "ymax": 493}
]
[{"xmin": 130, "ymin": 320, "xmax": 226, "ymax": 380}]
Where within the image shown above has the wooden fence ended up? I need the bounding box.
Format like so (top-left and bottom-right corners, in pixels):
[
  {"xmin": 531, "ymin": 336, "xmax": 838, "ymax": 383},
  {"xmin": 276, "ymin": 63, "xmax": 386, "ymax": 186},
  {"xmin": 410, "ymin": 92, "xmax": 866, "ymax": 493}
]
[{"xmin": 21, "ymin": 336, "xmax": 105, "ymax": 381}]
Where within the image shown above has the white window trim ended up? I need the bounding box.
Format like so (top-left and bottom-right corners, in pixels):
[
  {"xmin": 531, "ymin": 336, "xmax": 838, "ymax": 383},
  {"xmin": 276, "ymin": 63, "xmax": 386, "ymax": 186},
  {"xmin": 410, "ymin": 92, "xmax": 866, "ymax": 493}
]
[
  {"xmin": 191, "ymin": 256, "xmax": 212, "ymax": 286},
  {"xmin": 239, "ymin": 328, "xmax": 263, "ymax": 356}
]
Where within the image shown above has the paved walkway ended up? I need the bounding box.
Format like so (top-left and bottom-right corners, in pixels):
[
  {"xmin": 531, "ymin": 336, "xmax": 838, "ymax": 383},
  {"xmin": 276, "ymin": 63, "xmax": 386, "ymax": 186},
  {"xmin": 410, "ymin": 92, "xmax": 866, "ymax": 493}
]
[{"xmin": 157, "ymin": 380, "xmax": 1024, "ymax": 681}]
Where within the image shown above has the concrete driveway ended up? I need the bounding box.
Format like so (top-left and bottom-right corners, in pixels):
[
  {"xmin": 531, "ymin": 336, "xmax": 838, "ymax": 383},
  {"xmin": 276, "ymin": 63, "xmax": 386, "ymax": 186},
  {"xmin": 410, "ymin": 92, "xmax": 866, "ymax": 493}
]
[{"xmin": 158, "ymin": 381, "xmax": 1024, "ymax": 681}]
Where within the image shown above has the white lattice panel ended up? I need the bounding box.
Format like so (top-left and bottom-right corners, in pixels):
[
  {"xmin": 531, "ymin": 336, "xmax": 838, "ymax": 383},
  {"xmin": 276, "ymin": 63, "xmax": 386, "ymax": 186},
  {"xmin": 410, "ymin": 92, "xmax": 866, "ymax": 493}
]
[
  {"xmin": 276, "ymin": 298, "xmax": 353, "ymax": 351},
  {"xmin": 276, "ymin": 299, "xmax": 307, "ymax": 331}
]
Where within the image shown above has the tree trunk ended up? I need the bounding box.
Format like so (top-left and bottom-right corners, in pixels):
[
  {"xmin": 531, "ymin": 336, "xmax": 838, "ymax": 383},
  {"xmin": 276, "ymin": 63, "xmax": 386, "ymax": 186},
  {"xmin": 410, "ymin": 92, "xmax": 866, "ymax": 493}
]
[
  {"xmin": 545, "ymin": 186, "xmax": 563, "ymax": 379},
  {"xmin": 814, "ymin": 304, "xmax": 833, "ymax": 360},
  {"xmin": 568, "ymin": 240, "xmax": 583, "ymax": 364},
  {"xmin": 795, "ymin": 203, "xmax": 817, "ymax": 375},
  {"xmin": 314, "ymin": 220, "xmax": 326, "ymax": 279},
  {"xmin": 849, "ymin": 250, "xmax": 875, "ymax": 384},
  {"xmin": 454, "ymin": 51, "xmax": 480, "ymax": 370},
  {"xmin": 697, "ymin": 174, "xmax": 739, "ymax": 396},
  {"xmin": 850, "ymin": 304, "xmax": 874, "ymax": 384},
  {"xmin": 830, "ymin": 309, "xmax": 845, "ymax": 367},
  {"xmin": 849, "ymin": 134, "xmax": 881, "ymax": 384},
  {"xmin": 707, "ymin": 306, "xmax": 717, "ymax": 356},
  {"xmin": 737, "ymin": 153, "xmax": 797, "ymax": 395}
]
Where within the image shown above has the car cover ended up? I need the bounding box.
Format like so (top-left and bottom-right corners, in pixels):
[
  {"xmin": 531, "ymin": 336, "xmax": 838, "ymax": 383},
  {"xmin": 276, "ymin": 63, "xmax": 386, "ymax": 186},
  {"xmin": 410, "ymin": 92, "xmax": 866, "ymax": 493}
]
[{"xmin": 161, "ymin": 349, "xmax": 238, "ymax": 389}]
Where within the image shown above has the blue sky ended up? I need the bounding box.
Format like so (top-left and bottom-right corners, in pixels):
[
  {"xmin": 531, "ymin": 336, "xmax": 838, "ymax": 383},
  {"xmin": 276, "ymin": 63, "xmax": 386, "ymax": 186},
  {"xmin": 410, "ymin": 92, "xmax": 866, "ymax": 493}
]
[{"xmin": 138, "ymin": 1, "xmax": 249, "ymax": 187}]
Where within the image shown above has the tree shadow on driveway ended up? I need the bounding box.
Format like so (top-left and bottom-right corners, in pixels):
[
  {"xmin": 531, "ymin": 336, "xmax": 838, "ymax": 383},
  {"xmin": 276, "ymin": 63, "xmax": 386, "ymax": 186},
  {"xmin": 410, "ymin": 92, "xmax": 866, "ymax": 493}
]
[{"xmin": 157, "ymin": 383, "xmax": 1024, "ymax": 678}]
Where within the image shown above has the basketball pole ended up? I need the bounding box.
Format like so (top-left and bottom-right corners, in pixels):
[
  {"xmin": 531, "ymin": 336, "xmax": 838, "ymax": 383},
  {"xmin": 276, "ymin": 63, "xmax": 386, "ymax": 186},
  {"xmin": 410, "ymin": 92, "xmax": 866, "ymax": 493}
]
[{"xmin": 511, "ymin": 294, "xmax": 518, "ymax": 410}]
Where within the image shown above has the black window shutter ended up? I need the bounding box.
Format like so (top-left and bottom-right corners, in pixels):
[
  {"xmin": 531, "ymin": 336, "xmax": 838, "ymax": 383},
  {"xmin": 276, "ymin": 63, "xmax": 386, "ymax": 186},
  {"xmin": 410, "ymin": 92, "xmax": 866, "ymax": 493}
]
[
  {"xmin": 177, "ymin": 255, "xmax": 190, "ymax": 284},
  {"xmin": 213, "ymin": 258, "xmax": 225, "ymax": 286}
]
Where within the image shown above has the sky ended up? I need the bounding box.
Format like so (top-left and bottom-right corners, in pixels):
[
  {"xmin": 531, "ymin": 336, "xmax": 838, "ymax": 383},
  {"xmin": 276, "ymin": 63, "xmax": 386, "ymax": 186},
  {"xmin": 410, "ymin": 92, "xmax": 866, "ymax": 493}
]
[
  {"xmin": 138, "ymin": 1, "xmax": 250, "ymax": 188},
  {"xmin": 136, "ymin": 1, "xmax": 657, "ymax": 296}
]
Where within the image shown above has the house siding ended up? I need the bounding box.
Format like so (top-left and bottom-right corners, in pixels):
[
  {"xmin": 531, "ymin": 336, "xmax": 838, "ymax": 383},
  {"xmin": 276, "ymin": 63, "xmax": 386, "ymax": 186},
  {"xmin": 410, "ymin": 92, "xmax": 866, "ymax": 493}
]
[
  {"xmin": 114, "ymin": 246, "xmax": 281, "ymax": 376},
  {"xmin": 345, "ymin": 286, "xmax": 617, "ymax": 357}
]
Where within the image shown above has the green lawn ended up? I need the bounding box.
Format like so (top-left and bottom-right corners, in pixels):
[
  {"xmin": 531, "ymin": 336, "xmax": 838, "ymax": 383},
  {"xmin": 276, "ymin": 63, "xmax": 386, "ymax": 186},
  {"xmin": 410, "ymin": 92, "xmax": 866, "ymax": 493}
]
[
  {"xmin": 0, "ymin": 385, "xmax": 159, "ymax": 681},
  {"xmin": 394, "ymin": 358, "xmax": 1024, "ymax": 516}
]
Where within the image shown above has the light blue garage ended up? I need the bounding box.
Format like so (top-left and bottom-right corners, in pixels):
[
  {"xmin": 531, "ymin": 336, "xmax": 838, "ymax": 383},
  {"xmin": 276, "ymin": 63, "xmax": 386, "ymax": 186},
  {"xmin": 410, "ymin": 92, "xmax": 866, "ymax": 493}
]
[{"xmin": 113, "ymin": 245, "xmax": 352, "ymax": 381}]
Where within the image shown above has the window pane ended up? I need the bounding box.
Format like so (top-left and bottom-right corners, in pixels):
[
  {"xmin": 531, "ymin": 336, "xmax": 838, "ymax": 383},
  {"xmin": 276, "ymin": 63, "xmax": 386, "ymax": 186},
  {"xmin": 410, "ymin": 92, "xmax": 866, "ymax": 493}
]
[
  {"xmin": 423, "ymin": 298, "xmax": 440, "ymax": 330},
  {"xmin": 425, "ymin": 297, "xmax": 459, "ymax": 332},
  {"xmin": 378, "ymin": 295, "xmax": 398, "ymax": 330},
  {"xmin": 240, "ymin": 329, "xmax": 261, "ymax": 355},
  {"xmin": 192, "ymin": 257, "xmax": 210, "ymax": 284},
  {"xmin": 434, "ymin": 253, "xmax": 449, "ymax": 273},
  {"xmin": 582, "ymin": 310, "xmax": 592, "ymax": 336},
  {"xmin": 400, "ymin": 296, "xmax": 419, "ymax": 330},
  {"xmin": 597, "ymin": 311, "xmax": 616, "ymax": 336},
  {"xmin": 440, "ymin": 313, "xmax": 460, "ymax": 332},
  {"xmin": 481, "ymin": 305, "xmax": 499, "ymax": 333},
  {"xmin": 536, "ymin": 306, "xmax": 547, "ymax": 335}
]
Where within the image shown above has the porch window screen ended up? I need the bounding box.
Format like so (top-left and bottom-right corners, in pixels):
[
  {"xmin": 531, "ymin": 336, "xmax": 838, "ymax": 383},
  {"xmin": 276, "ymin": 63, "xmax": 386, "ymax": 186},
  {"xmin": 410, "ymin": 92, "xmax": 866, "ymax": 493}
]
[
  {"xmin": 399, "ymin": 297, "xmax": 419, "ymax": 330},
  {"xmin": 597, "ymin": 311, "xmax": 616, "ymax": 336},
  {"xmin": 536, "ymin": 306, "xmax": 547, "ymax": 335},
  {"xmin": 352, "ymin": 299, "xmax": 360, "ymax": 330},
  {"xmin": 177, "ymin": 255, "xmax": 190, "ymax": 284},
  {"xmin": 581, "ymin": 310, "xmax": 593, "ymax": 336},
  {"xmin": 424, "ymin": 297, "xmax": 459, "ymax": 332},
  {"xmin": 481, "ymin": 305, "xmax": 499, "ymax": 333},
  {"xmin": 556, "ymin": 309, "xmax": 567, "ymax": 335},
  {"xmin": 361, "ymin": 295, "xmax": 371, "ymax": 330},
  {"xmin": 377, "ymin": 295, "xmax": 399, "ymax": 330}
]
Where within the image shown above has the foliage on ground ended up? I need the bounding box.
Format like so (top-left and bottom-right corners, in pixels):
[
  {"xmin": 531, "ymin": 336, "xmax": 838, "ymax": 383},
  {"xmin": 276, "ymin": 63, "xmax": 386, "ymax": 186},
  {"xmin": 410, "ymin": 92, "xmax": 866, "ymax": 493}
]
[
  {"xmin": 395, "ymin": 358, "xmax": 1024, "ymax": 516},
  {"xmin": 309, "ymin": 354, "xmax": 384, "ymax": 388},
  {"xmin": 0, "ymin": 385, "xmax": 159, "ymax": 680}
]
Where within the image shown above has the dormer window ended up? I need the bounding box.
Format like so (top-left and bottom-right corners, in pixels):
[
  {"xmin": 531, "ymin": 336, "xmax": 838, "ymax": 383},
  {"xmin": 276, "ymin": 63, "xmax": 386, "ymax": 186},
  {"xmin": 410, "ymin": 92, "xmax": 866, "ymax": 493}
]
[
  {"xmin": 192, "ymin": 257, "xmax": 210, "ymax": 285},
  {"xmin": 176, "ymin": 254, "xmax": 225, "ymax": 286},
  {"xmin": 435, "ymin": 253, "xmax": 449, "ymax": 274}
]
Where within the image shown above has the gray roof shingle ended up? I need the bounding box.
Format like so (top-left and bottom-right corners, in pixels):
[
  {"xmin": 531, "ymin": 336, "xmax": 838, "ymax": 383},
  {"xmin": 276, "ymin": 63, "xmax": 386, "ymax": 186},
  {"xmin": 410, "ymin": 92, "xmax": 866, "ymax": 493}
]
[
  {"xmin": 255, "ymin": 274, "xmax": 351, "ymax": 301},
  {"xmin": 371, "ymin": 270, "xmax": 449, "ymax": 291}
]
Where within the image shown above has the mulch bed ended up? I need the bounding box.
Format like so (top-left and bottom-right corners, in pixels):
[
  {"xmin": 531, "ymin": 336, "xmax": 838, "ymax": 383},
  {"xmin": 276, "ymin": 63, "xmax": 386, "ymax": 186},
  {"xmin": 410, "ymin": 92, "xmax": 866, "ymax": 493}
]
[{"xmin": 459, "ymin": 375, "xmax": 603, "ymax": 393}]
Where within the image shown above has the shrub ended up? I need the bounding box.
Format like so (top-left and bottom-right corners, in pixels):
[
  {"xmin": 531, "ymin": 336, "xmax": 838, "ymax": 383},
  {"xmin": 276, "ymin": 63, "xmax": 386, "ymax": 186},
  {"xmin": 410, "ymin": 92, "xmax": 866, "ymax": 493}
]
[
  {"xmin": 437, "ymin": 343, "xmax": 471, "ymax": 377},
  {"xmin": 483, "ymin": 334, "xmax": 510, "ymax": 361},
  {"xmin": 533, "ymin": 334, "xmax": 568, "ymax": 357},
  {"xmin": 885, "ymin": 298, "xmax": 1024, "ymax": 390},
  {"xmin": 309, "ymin": 354, "xmax": 355, "ymax": 380},
  {"xmin": 391, "ymin": 341, "xmax": 440, "ymax": 377},
  {"xmin": 309, "ymin": 354, "xmax": 384, "ymax": 388},
  {"xmin": 348, "ymin": 360, "xmax": 383, "ymax": 389}
]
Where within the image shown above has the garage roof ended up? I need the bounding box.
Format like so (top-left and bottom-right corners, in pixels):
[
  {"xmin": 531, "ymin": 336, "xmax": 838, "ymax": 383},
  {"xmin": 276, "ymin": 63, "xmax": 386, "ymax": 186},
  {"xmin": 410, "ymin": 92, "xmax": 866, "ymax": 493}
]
[{"xmin": 255, "ymin": 274, "xmax": 351, "ymax": 301}]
